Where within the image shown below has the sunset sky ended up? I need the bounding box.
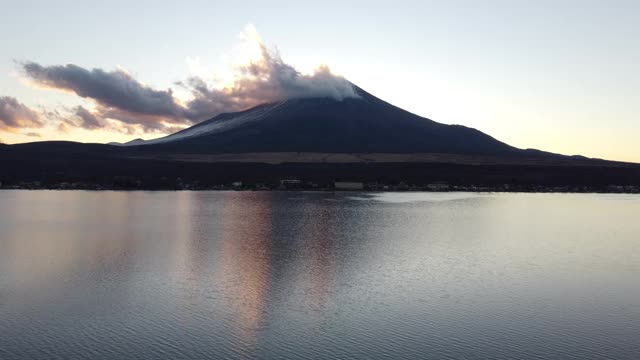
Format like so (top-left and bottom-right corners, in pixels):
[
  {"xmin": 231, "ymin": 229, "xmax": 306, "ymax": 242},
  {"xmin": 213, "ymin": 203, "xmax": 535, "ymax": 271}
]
[{"xmin": 1, "ymin": 0, "xmax": 638, "ymax": 162}]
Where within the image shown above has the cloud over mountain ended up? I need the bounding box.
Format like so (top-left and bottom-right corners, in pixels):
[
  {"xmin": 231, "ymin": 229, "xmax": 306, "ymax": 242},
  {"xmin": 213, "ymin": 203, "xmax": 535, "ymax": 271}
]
[
  {"xmin": 21, "ymin": 63, "xmax": 185, "ymax": 133},
  {"xmin": 17, "ymin": 25, "xmax": 357, "ymax": 135},
  {"xmin": 179, "ymin": 27, "xmax": 358, "ymax": 121},
  {"xmin": 22, "ymin": 63, "xmax": 182, "ymax": 118}
]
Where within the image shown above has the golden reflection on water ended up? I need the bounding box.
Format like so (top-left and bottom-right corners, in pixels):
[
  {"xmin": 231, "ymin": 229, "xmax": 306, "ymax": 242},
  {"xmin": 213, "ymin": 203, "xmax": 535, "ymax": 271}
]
[
  {"xmin": 299, "ymin": 202, "xmax": 335, "ymax": 316},
  {"xmin": 218, "ymin": 193, "xmax": 274, "ymax": 346}
]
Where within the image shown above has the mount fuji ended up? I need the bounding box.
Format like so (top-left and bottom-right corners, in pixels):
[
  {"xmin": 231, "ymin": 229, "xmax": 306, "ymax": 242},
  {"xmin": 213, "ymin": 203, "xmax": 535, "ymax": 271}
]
[{"xmin": 124, "ymin": 85, "xmax": 521, "ymax": 155}]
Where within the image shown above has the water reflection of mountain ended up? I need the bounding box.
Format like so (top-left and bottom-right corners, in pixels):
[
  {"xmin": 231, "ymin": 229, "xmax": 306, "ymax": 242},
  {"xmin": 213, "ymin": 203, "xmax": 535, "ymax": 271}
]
[
  {"xmin": 211, "ymin": 192, "xmax": 350, "ymax": 347},
  {"xmin": 202, "ymin": 192, "xmax": 406, "ymax": 353}
]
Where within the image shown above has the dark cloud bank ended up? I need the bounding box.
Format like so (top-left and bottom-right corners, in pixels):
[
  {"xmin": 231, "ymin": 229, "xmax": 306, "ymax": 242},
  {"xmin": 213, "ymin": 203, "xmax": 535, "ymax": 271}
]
[
  {"xmin": 15, "ymin": 35, "xmax": 358, "ymax": 135},
  {"xmin": 0, "ymin": 96, "xmax": 43, "ymax": 131}
]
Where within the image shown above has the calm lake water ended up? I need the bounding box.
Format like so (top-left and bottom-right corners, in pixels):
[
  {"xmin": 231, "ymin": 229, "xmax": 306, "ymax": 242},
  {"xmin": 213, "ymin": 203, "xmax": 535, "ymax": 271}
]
[{"xmin": 0, "ymin": 191, "xmax": 639, "ymax": 359}]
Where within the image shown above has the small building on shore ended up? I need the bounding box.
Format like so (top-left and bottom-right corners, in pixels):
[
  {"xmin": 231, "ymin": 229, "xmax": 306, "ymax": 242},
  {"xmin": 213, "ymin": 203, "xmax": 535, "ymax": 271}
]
[
  {"xmin": 279, "ymin": 179, "xmax": 302, "ymax": 189},
  {"xmin": 427, "ymin": 183, "xmax": 450, "ymax": 191}
]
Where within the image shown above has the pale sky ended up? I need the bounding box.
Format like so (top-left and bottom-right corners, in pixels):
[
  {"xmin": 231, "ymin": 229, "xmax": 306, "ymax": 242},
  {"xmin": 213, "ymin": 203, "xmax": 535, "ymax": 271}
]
[{"xmin": 1, "ymin": 0, "xmax": 639, "ymax": 162}]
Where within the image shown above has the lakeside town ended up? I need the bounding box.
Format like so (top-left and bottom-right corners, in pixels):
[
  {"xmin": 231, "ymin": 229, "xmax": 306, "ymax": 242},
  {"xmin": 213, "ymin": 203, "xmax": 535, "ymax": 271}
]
[{"xmin": 1, "ymin": 178, "xmax": 639, "ymax": 193}]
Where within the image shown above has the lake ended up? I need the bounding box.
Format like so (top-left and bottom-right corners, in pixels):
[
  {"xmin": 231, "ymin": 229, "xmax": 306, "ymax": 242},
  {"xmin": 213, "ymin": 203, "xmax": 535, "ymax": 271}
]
[{"xmin": 0, "ymin": 191, "xmax": 639, "ymax": 359}]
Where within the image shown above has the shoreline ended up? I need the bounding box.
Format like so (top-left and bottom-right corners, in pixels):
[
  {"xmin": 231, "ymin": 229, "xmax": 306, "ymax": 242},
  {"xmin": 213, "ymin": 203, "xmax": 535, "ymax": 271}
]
[{"xmin": 2, "ymin": 187, "xmax": 639, "ymax": 194}]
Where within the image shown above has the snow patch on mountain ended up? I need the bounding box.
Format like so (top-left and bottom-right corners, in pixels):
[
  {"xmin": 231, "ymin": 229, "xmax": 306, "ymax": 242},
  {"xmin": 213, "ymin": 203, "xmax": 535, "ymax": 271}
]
[{"xmin": 127, "ymin": 101, "xmax": 287, "ymax": 146}]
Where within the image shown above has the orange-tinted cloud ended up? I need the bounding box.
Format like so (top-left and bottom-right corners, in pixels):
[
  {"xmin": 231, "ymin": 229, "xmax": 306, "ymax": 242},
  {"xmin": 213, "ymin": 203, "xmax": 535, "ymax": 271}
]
[{"xmin": 0, "ymin": 96, "xmax": 43, "ymax": 132}]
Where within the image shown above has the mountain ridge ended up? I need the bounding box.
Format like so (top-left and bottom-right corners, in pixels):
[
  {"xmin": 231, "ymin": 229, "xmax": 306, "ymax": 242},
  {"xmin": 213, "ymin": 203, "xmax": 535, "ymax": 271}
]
[{"xmin": 120, "ymin": 84, "xmax": 523, "ymax": 156}]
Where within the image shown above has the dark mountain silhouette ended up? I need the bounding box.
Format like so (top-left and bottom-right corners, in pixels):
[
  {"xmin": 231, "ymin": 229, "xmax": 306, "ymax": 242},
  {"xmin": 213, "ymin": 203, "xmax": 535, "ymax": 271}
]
[
  {"xmin": 132, "ymin": 85, "xmax": 520, "ymax": 155},
  {"xmin": 1, "ymin": 83, "xmax": 639, "ymax": 190}
]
